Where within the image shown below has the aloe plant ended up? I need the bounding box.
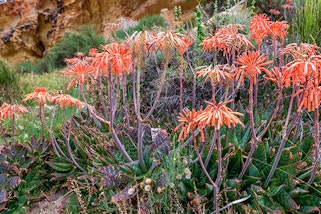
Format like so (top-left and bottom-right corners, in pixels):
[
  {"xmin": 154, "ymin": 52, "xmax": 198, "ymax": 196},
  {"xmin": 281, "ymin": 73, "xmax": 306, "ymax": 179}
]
[{"xmin": 0, "ymin": 136, "xmax": 52, "ymax": 213}]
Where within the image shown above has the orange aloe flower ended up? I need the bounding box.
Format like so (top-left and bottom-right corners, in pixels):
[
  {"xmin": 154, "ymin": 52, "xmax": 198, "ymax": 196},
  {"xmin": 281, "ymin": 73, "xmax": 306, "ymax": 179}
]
[
  {"xmin": 61, "ymin": 63, "xmax": 95, "ymax": 90},
  {"xmin": 196, "ymin": 100, "xmax": 244, "ymax": 130},
  {"xmin": 267, "ymin": 21, "xmax": 289, "ymax": 42},
  {"xmin": 250, "ymin": 14, "xmax": 270, "ymax": 48},
  {"xmin": 174, "ymin": 35, "xmax": 194, "ymax": 56},
  {"xmin": 195, "ymin": 64, "xmax": 233, "ymax": 86},
  {"xmin": 24, "ymin": 88, "xmax": 52, "ymax": 105},
  {"xmin": 282, "ymin": 44, "xmax": 321, "ymax": 83},
  {"xmin": 281, "ymin": 43, "xmax": 319, "ymax": 59},
  {"xmin": 51, "ymin": 94, "xmax": 84, "ymax": 109},
  {"xmin": 88, "ymin": 48, "xmax": 98, "ymax": 57},
  {"xmin": 295, "ymin": 80, "xmax": 321, "ymax": 112},
  {"xmin": 174, "ymin": 108, "xmax": 205, "ymax": 142},
  {"xmin": 0, "ymin": 103, "xmax": 28, "ymax": 119},
  {"xmin": 92, "ymin": 43, "xmax": 132, "ymax": 77},
  {"xmin": 234, "ymin": 51, "xmax": 273, "ymax": 85},
  {"xmin": 150, "ymin": 30, "xmax": 193, "ymax": 55},
  {"xmin": 264, "ymin": 67, "xmax": 292, "ymax": 88},
  {"xmin": 202, "ymin": 24, "xmax": 252, "ymax": 57}
]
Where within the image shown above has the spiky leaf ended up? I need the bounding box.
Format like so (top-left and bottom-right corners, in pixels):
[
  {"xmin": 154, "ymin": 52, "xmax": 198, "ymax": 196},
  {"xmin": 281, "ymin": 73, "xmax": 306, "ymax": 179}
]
[
  {"xmin": 0, "ymin": 162, "xmax": 9, "ymax": 174},
  {"xmin": 6, "ymin": 176, "xmax": 20, "ymax": 191},
  {"xmin": 274, "ymin": 188, "xmax": 299, "ymax": 211},
  {"xmin": 299, "ymin": 206, "xmax": 321, "ymax": 213},
  {"xmin": 100, "ymin": 165, "xmax": 128, "ymax": 188},
  {"xmin": 0, "ymin": 190, "xmax": 7, "ymax": 203},
  {"xmin": 0, "ymin": 174, "xmax": 8, "ymax": 187},
  {"xmin": 289, "ymin": 188, "xmax": 309, "ymax": 198},
  {"xmin": 294, "ymin": 195, "xmax": 321, "ymax": 207}
]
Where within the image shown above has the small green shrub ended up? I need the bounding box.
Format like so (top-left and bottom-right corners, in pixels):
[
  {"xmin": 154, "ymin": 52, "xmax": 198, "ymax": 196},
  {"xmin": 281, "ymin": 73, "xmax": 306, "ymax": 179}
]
[
  {"xmin": 0, "ymin": 60, "xmax": 21, "ymax": 103},
  {"xmin": 115, "ymin": 15, "xmax": 167, "ymax": 39},
  {"xmin": 16, "ymin": 60, "xmax": 37, "ymax": 73},
  {"xmin": 47, "ymin": 26, "xmax": 105, "ymax": 70},
  {"xmin": 18, "ymin": 26, "xmax": 105, "ymax": 74}
]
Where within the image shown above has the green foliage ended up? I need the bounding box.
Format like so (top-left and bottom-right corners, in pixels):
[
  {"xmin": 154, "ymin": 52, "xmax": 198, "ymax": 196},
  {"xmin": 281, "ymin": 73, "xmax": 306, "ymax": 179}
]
[
  {"xmin": 115, "ymin": 15, "xmax": 167, "ymax": 39},
  {"xmin": 293, "ymin": 0, "xmax": 321, "ymax": 45},
  {"xmin": 194, "ymin": 4, "xmax": 206, "ymax": 44},
  {"xmin": 0, "ymin": 137, "xmax": 53, "ymax": 213},
  {"xmin": 0, "ymin": 60, "xmax": 21, "ymax": 103},
  {"xmin": 17, "ymin": 26, "xmax": 105, "ymax": 74}
]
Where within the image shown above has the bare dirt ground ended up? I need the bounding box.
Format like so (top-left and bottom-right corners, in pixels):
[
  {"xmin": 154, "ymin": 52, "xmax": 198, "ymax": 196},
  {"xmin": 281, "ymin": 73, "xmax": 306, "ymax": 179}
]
[{"xmin": 28, "ymin": 191, "xmax": 69, "ymax": 214}]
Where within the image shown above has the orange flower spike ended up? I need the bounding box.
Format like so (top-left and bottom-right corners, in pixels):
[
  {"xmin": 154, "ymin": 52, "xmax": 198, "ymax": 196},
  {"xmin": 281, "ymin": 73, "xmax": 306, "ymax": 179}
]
[
  {"xmin": 93, "ymin": 43, "xmax": 132, "ymax": 77},
  {"xmin": 9, "ymin": 104, "xmax": 28, "ymax": 115},
  {"xmin": 106, "ymin": 43, "xmax": 132, "ymax": 75},
  {"xmin": 51, "ymin": 94, "xmax": 84, "ymax": 109},
  {"xmin": 268, "ymin": 21, "xmax": 289, "ymax": 41},
  {"xmin": 174, "ymin": 109, "xmax": 205, "ymax": 142},
  {"xmin": 0, "ymin": 103, "xmax": 28, "ymax": 119},
  {"xmin": 24, "ymin": 88, "xmax": 52, "ymax": 105},
  {"xmin": 196, "ymin": 100, "xmax": 244, "ymax": 130},
  {"xmin": 174, "ymin": 35, "xmax": 193, "ymax": 56},
  {"xmin": 0, "ymin": 103, "xmax": 13, "ymax": 119},
  {"xmin": 234, "ymin": 51, "xmax": 273, "ymax": 85},
  {"xmin": 250, "ymin": 14, "xmax": 270, "ymax": 47},
  {"xmin": 195, "ymin": 64, "xmax": 233, "ymax": 86},
  {"xmin": 92, "ymin": 49, "xmax": 110, "ymax": 77},
  {"xmin": 61, "ymin": 63, "xmax": 94, "ymax": 90},
  {"xmin": 264, "ymin": 67, "xmax": 291, "ymax": 88}
]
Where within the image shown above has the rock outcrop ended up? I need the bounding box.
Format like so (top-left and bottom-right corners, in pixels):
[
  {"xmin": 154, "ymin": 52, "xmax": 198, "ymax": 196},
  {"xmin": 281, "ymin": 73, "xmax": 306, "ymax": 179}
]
[{"xmin": 0, "ymin": 0, "xmax": 197, "ymax": 65}]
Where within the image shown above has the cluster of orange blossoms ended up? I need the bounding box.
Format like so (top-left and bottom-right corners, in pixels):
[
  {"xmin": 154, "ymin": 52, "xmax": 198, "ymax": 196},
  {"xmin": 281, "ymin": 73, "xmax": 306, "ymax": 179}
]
[
  {"xmin": 174, "ymin": 100, "xmax": 244, "ymax": 142},
  {"xmin": 60, "ymin": 31, "xmax": 193, "ymax": 92},
  {"xmin": 249, "ymin": 14, "xmax": 289, "ymax": 47},
  {"xmin": 0, "ymin": 103, "xmax": 28, "ymax": 120},
  {"xmin": 202, "ymin": 24, "xmax": 253, "ymax": 56},
  {"xmin": 24, "ymin": 87, "xmax": 84, "ymax": 109}
]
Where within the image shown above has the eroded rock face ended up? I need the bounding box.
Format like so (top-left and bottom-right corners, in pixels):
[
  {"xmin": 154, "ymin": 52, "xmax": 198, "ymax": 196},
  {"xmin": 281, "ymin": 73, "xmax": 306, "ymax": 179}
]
[{"xmin": 0, "ymin": 0, "xmax": 197, "ymax": 65}]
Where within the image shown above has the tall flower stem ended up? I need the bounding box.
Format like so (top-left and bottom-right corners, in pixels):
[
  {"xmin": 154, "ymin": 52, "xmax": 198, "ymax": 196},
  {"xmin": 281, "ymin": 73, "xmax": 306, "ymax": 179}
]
[
  {"xmin": 239, "ymin": 78, "xmax": 258, "ymax": 179},
  {"xmin": 10, "ymin": 114, "xmax": 15, "ymax": 147},
  {"xmin": 80, "ymin": 84, "xmax": 132, "ymax": 163},
  {"xmin": 135, "ymin": 57, "xmax": 146, "ymax": 171},
  {"xmin": 40, "ymin": 105, "xmax": 68, "ymax": 159},
  {"xmin": 108, "ymin": 73, "xmax": 133, "ymax": 163},
  {"xmin": 0, "ymin": 122, "xmax": 7, "ymax": 144},
  {"xmin": 186, "ymin": 50, "xmax": 196, "ymax": 109},
  {"xmin": 264, "ymin": 88, "xmax": 295, "ymax": 186},
  {"xmin": 193, "ymin": 133, "xmax": 218, "ymax": 213},
  {"xmin": 121, "ymin": 74, "xmax": 130, "ymax": 127},
  {"xmin": 205, "ymin": 130, "xmax": 217, "ymax": 168},
  {"xmin": 66, "ymin": 110, "xmax": 86, "ymax": 172},
  {"xmin": 214, "ymin": 129, "xmax": 222, "ymax": 214},
  {"xmin": 143, "ymin": 59, "xmax": 169, "ymax": 121},
  {"xmin": 98, "ymin": 74, "xmax": 108, "ymax": 119},
  {"xmin": 258, "ymin": 87, "xmax": 282, "ymax": 139},
  {"xmin": 306, "ymin": 107, "xmax": 320, "ymax": 188},
  {"xmin": 179, "ymin": 54, "xmax": 184, "ymax": 112}
]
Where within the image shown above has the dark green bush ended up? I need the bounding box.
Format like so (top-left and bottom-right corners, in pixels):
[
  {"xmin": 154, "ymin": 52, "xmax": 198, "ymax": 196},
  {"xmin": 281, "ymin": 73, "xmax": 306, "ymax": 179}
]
[
  {"xmin": 47, "ymin": 26, "xmax": 105, "ymax": 70},
  {"xmin": 115, "ymin": 15, "xmax": 167, "ymax": 39},
  {"xmin": 17, "ymin": 26, "xmax": 105, "ymax": 74},
  {"xmin": 0, "ymin": 60, "xmax": 21, "ymax": 103}
]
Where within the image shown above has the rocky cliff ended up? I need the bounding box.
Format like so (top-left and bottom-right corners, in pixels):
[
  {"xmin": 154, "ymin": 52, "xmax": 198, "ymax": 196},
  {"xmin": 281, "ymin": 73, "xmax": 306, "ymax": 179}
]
[{"xmin": 0, "ymin": 0, "xmax": 197, "ymax": 64}]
